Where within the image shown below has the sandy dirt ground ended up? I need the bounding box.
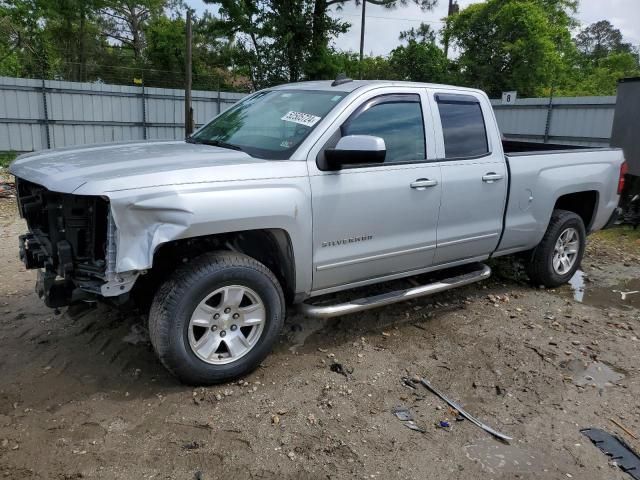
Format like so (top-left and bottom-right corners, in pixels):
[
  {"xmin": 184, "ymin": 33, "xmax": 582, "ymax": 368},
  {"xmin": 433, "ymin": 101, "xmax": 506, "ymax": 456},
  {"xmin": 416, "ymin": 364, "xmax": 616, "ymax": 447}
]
[{"xmin": 1, "ymin": 192, "xmax": 639, "ymax": 480}]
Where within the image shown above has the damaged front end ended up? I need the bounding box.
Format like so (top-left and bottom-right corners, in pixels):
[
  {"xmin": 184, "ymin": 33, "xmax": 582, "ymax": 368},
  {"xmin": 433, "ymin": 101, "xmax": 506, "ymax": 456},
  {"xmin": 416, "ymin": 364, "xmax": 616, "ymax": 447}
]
[{"xmin": 16, "ymin": 179, "xmax": 134, "ymax": 308}]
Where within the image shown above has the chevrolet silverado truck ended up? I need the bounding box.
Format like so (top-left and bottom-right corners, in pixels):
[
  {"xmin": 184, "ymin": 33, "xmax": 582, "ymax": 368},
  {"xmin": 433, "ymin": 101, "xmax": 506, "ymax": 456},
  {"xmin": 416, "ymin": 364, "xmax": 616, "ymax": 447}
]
[{"xmin": 10, "ymin": 79, "xmax": 626, "ymax": 385}]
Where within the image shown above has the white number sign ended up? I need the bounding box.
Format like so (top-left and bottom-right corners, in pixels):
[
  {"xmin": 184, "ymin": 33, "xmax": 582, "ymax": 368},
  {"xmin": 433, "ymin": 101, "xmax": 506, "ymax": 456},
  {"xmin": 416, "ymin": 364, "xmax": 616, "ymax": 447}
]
[{"xmin": 502, "ymin": 91, "xmax": 517, "ymax": 105}]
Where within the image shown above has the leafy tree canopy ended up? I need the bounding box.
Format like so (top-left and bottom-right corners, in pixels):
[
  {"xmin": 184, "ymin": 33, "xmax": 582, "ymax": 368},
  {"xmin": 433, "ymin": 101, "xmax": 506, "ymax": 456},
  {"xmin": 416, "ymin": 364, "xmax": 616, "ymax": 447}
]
[
  {"xmin": 443, "ymin": 0, "xmax": 577, "ymax": 97},
  {"xmin": 575, "ymin": 20, "xmax": 634, "ymax": 60},
  {"xmin": 205, "ymin": 0, "xmax": 439, "ymax": 88},
  {"xmin": 0, "ymin": 0, "xmax": 638, "ymax": 97}
]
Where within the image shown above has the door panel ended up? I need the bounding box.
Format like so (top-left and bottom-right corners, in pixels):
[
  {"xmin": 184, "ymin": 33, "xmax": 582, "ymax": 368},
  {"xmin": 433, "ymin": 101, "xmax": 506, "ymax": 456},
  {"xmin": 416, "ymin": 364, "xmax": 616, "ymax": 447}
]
[
  {"xmin": 307, "ymin": 88, "xmax": 442, "ymax": 292},
  {"xmin": 434, "ymin": 158, "xmax": 506, "ymax": 264},
  {"xmin": 427, "ymin": 89, "xmax": 508, "ymax": 265},
  {"xmin": 310, "ymin": 163, "xmax": 442, "ymax": 290}
]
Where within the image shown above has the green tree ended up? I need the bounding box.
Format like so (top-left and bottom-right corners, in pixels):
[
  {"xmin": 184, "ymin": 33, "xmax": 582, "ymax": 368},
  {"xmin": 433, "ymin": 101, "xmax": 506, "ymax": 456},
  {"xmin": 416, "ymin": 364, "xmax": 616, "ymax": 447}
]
[
  {"xmin": 142, "ymin": 11, "xmax": 246, "ymax": 90},
  {"xmin": 143, "ymin": 15, "xmax": 186, "ymax": 79},
  {"xmin": 575, "ymin": 20, "xmax": 634, "ymax": 61},
  {"xmin": 0, "ymin": 0, "xmax": 108, "ymax": 81},
  {"xmin": 399, "ymin": 22, "xmax": 436, "ymax": 44},
  {"xmin": 0, "ymin": 0, "xmax": 249, "ymax": 89},
  {"xmin": 207, "ymin": 0, "xmax": 348, "ymax": 88},
  {"xmin": 325, "ymin": 50, "xmax": 393, "ymax": 79},
  {"xmin": 388, "ymin": 40, "xmax": 450, "ymax": 83},
  {"xmin": 306, "ymin": 0, "xmax": 436, "ymax": 80},
  {"xmin": 560, "ymin": 52, "xmax": 639, "ymax": 96},
  {"xmin": 386, "ymin": 23, "xmax": 452, "ymax": 83},
  {"xmin": 206, "ymin": 0, "xmax": 279, "ymax": 88},
  {"xmin": 0, "ymin": 1, "xmax": 44, "ymax": 76},
  {"xmin": 1, "ymin": 0, "xmax": 54, "ymax": 77},
  {"xmin": 559, "ymin": 20, "xmax": 640, "ymax": 96},
  {"xmin": 99, "ymin": 0, "xmax": 167, "ymax": 61},
  {"xmin": 443, "ymin": 0, "xmax": 577, "ymax": 97},
  {"xmin": 42, "ymin": 0, "xmax": 106, "ymax": 81},
  {"xmin": 207, "ymin": 0, "xmax": 439, "ymax": 88}
]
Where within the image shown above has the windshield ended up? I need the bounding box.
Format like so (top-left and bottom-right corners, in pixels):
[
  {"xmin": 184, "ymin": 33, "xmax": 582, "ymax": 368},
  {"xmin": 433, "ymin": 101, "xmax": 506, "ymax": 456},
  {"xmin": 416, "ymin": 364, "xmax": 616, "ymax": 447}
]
[{"xmin": 188, "ymin": 89, "xmax": 348, "ymax": 159}]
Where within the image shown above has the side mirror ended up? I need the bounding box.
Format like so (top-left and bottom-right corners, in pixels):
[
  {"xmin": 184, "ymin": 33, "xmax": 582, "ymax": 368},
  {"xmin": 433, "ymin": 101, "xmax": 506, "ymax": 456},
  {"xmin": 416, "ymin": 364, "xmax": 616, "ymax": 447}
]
[{"xmin": 324, "ymin": 135, "xmax": 386, "ymax": 170}]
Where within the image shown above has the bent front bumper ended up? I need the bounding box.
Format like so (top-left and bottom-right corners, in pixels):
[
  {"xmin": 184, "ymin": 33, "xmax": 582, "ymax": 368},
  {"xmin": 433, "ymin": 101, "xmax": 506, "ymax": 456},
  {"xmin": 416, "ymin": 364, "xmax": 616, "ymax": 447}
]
[{"xmin": 15, "ymin": 178, "xmax": 116, "ymax": 307}]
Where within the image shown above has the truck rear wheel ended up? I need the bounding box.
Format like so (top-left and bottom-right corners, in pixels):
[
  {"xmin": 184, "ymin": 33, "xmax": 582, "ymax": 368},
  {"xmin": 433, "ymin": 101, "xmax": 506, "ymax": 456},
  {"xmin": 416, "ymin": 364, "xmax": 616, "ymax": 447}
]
[
  {"xmin": 526, "ymin": 209, "xmax": 586, "ymax": 288},
  {"xmin": 149, "ymin": 252, "xmax": 285, "ymax": 385}
]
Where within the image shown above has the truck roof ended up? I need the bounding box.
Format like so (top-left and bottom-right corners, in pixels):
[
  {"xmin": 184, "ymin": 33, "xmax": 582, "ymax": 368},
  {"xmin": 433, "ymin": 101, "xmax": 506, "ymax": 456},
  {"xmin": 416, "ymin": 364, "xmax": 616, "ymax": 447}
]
[{"xmin": 272, "ymin": 79, "xmax": 485, "ymax": 96}]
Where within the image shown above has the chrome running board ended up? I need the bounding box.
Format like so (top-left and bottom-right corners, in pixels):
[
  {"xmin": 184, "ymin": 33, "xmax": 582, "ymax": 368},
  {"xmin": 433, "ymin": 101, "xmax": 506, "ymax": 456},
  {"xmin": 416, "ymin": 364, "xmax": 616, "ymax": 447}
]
[{"xmin": 299, "ymin": 263, "xmax": 491, "ymax": 319}]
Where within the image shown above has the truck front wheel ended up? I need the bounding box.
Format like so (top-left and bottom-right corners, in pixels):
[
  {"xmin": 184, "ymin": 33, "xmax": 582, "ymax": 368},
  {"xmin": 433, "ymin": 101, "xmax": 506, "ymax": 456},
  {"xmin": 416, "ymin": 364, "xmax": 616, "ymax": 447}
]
[
  {"xmin": 526, "ymin": 209, "xmax": 586, "ymax": 288},
  {"xmin": 148, "ymin": 252, "xmax": 285, "ymax": 385}
]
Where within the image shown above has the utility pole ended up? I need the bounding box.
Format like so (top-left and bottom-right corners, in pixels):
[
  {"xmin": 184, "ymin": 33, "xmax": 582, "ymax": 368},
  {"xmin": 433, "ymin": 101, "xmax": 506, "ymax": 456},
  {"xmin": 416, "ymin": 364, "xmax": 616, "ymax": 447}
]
[
  {"xmin": 184, "ymin": 9, "xmax": 193, "ymax": 138},
  {"xmin": 443, "ymin": 0, "xmax": 459, "ymax": 59},
  {"xmin": 359, "ymin": 0, "xmax": 366, "ymax": 79}
]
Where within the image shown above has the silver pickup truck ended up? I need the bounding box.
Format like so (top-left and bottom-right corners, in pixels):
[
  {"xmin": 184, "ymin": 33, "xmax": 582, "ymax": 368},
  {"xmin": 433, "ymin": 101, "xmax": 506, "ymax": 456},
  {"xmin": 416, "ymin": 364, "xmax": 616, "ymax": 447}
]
[{"xmin": 10, "ymin": 79, "xmax": 626, "ymax": 384}]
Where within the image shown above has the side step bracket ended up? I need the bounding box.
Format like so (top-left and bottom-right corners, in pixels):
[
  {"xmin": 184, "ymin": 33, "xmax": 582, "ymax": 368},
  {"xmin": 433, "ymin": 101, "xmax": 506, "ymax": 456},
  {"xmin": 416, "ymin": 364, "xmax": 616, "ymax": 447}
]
[{"xmin": 299, "ymin": 263, "xmax": 491, "ymax": 319}]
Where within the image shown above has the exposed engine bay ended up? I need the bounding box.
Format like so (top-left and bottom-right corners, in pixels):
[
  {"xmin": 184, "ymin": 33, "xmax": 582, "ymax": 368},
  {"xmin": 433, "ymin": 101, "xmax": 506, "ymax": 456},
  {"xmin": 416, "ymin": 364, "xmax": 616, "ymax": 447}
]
[{"xmin": 16, "ymin": 179, "xmax": 112, "ymax": 307}]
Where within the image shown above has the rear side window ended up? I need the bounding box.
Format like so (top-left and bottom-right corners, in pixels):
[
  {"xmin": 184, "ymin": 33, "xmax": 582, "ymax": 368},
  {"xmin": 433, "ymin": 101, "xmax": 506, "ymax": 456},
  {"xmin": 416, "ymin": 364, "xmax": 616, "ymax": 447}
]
[
  {"xmin": 436, "ymin": 94, "xmax": 489, "ymax": 159},
  {"xmin": 343, "ymin": 96, "xmax": 426, "ymax": 164}
]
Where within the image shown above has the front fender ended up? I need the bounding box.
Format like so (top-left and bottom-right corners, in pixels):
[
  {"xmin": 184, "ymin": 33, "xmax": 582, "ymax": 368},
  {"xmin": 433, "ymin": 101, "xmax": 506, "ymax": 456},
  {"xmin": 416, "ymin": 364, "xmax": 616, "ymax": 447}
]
[{"xmin": 104, "ymin": 178, "xmax": 313, "ymax": 294}]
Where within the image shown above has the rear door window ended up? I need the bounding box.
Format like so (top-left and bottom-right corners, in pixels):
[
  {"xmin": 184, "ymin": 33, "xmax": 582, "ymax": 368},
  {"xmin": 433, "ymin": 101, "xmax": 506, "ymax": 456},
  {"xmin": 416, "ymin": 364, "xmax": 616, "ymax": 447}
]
[{"xmin": 436, "ymin": 94, "xmax": 489, "ymax": 159}]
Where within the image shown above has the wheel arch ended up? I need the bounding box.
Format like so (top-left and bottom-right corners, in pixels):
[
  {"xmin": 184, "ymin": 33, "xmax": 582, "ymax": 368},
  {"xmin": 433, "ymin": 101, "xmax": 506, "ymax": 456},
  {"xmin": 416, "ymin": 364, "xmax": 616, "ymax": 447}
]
[
  {"xmin": 228, "ymin": 228, "xmax": 296, "ymax": 304},
  {"xmin": 136, "ymin": 229, "xmax": 297, "ymax": 307},
  {"xmin": 552, "ymin": 190, "xmax": 599, "ymax": 232}
]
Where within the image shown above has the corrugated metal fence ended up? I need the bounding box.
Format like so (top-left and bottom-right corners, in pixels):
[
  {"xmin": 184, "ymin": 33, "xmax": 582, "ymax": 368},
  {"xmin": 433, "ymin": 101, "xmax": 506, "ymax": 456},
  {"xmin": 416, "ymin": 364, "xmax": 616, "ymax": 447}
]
[
  {"xmin": 0, "ymin": 76, "xmax": 617, "ymax": 152},
  {"xmin": 0, "ymin": 76, "xmax": 246, "ymax": 152},
  {"xmin": 490, "ymin": 96, "xmax": 616, "ymax": 147}
]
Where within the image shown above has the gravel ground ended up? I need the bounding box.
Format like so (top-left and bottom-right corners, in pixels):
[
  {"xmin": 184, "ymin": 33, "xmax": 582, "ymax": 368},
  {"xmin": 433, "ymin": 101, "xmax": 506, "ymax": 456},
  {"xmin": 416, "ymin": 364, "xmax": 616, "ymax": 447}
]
[{"xmin": 0, "ymin": 194, "xmax": 639, "ymax": 480}]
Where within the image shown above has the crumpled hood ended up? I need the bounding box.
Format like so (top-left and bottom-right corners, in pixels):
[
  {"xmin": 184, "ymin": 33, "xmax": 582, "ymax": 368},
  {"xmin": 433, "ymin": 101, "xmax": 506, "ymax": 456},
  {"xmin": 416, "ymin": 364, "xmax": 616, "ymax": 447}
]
[{"xmin": 9, "ymin": 140, "xmax": 278, "ymax": 194}]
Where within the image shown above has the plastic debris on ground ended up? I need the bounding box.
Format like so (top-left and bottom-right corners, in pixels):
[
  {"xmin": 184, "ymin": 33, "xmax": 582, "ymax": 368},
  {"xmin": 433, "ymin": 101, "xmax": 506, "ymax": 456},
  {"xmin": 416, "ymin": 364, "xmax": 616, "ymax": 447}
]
[
  {"xmin": 402, "ymin": 375, "xmax": 512, "ymax": 443},
  {"xmin": 0, "ymin": 182, "xmax": 15, "ymax": 198},
  {"xmin": 392, "ymin": 406, "xmax": 426, "ymax": 433},
  {"xmin": 581, "ymin": 427, "xmax": 640, "ymax": 479}
]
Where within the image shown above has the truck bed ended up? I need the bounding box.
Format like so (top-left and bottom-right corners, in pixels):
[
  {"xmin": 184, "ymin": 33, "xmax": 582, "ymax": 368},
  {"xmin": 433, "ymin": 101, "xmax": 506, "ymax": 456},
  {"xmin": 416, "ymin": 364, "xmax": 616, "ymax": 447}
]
[{"xmin": 496, "ymin": 146, "xmax": 624, "ymax": 258}]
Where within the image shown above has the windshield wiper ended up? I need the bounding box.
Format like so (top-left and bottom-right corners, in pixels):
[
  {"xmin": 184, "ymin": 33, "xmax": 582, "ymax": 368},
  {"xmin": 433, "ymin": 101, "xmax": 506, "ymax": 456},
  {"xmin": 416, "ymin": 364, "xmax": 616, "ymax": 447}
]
[{"xmin": 187, "ymin": 137, "xmax": 244, "ymax": 152}]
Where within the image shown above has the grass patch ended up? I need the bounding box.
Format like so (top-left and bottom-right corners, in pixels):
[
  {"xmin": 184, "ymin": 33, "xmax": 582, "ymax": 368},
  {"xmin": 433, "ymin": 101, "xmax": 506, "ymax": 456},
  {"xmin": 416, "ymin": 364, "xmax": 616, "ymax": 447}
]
[
  {"xmin": 593, "ymin": 225, "xmax": 640, "ymax": 242},
  {"xmin": 591, "ymin": 225, "xmax": 640, "ymax": 257},
  {"xmin": 0, "ymin": 152, "xmax": 17, "ymax": 168}
]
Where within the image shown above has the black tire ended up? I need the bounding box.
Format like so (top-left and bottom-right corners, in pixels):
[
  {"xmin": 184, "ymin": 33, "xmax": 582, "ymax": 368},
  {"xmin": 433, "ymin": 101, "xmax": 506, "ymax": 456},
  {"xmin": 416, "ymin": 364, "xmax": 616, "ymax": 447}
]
[
  {"xmin": 525, "ymin": 209, "xmax": 586, "ymax": 288},
  {"xmin": 148, "ymin": 251, "xmax": 285, "ymax": 385}
]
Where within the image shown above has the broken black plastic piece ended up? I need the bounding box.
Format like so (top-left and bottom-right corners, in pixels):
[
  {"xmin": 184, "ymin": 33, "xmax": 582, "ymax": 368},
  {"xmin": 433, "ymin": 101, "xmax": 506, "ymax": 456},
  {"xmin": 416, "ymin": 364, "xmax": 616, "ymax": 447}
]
[
  {"xmin": 330, "ymin": 362, "xmax": 352, "ymax": 377},
  {"xmin": 581, "ymin": 428, "xmax": 640, "ymax": 479},
  {"xmin": 401, "ymin": 377, "xmax": 417, "ymax": 389}
]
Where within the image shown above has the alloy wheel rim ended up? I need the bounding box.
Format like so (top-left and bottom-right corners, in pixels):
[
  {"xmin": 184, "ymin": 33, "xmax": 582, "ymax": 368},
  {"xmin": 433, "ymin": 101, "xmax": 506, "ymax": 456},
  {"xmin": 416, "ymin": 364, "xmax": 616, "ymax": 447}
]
[
  {"xmin": 188, "ymin": 285, "xmax": 266, "ymax": 365},
  {"xmin": 552, "ymin": 227, "xmax": 580, "ymax": 275}
]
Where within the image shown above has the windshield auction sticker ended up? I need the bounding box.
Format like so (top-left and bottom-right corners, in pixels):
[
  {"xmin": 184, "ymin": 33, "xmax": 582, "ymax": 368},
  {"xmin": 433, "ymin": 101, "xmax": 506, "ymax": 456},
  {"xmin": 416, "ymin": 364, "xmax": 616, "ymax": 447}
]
[{"xmin": 281, "ymin": 111, "xmax": 322, "ymax": 127}]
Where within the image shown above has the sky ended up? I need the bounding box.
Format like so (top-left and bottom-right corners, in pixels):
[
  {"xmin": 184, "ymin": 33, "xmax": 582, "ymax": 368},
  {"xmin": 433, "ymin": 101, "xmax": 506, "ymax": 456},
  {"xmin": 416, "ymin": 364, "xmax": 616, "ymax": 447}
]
[{"xmin": 190, "ymin": 0, "xmax": 640, "ymax": 57}]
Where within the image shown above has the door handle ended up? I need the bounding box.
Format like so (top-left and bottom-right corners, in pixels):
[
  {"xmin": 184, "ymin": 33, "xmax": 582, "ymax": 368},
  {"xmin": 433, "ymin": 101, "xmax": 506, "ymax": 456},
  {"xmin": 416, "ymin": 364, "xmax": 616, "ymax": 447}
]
[
  {"xmin": 410, "ymin": 178, "xmax": 439, "ymax": 189},
  {"xmin": 482, "ymin": 173, "xmax": 504, "ymax": 183}
]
